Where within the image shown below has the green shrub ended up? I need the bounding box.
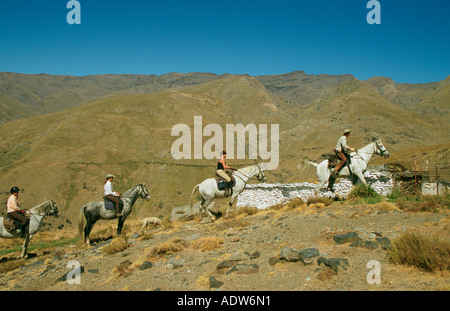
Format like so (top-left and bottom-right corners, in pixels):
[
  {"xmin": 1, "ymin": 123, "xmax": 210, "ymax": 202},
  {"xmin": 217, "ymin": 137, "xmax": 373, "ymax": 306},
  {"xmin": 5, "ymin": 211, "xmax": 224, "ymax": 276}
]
[{"xmin": 348, "ymin": 184, "xmax": 382, "ymax": 204}]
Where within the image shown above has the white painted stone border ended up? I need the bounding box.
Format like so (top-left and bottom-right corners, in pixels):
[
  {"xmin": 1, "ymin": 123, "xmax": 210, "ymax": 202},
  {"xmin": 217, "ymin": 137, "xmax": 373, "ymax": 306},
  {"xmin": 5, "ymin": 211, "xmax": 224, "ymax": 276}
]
[{"xmin": 236, "ymin": 170, "xmax": 394, "ymax": 210}]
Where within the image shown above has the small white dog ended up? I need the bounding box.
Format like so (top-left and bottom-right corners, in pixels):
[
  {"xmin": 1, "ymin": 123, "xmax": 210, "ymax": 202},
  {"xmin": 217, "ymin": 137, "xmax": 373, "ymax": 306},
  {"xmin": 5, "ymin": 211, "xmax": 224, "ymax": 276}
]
[{"xmin": 140, "ymin": 217, "xmax": 163, "ymax": 230}]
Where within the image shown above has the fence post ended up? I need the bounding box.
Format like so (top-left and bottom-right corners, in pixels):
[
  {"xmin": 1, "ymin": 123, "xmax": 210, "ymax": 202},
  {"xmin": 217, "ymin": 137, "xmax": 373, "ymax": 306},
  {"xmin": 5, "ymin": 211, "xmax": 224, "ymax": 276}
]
[
  {"xmin": 436, "ymin": 166, "xmax": 439, "ymax": 196},
  {"xmin": 414, "ymin": 161, "xmax": 417, "ymax": 196}
]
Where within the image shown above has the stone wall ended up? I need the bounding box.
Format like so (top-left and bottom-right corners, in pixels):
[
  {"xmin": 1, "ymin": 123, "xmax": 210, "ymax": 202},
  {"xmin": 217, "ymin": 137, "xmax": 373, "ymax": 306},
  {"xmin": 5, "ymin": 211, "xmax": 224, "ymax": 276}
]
[
  {"xmin": 422, "ymin": 182, "xmax": 450, "ymax": 195},
  {"xmin": 236, "ymin": 170, "xmax": 394, "ymax": 210}
]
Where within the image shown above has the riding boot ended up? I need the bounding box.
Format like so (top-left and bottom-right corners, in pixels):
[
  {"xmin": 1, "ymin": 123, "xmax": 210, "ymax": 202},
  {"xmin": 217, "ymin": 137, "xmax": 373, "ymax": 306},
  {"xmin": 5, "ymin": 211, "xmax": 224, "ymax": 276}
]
[
  {"xmin": 224, "ymin": 182, "xmax": 230, "ymax": 196},
  {"xmin": 20, "ymin": 223, "xmax": 29, "ymax": 238},
  {"xmin": 115, "ymin": 204, "xmax": 122, "ymax": 217}
]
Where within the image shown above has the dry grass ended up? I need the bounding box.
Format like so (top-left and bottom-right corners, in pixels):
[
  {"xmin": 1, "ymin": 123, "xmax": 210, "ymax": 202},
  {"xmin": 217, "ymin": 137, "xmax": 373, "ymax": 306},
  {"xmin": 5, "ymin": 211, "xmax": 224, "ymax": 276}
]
[
  {"xmin": 137, "ymin": 232, "xmax": 154, "ymax": 240},
  {"xmin": 101, "ymin": 237, "xmax": 129, "ymax": 255},
  {"xmin": 387, "ymin": 231, "xmax": 450, "ymax": 272},
  {"xmin": 396, "ymin": 195, "xmax": 449, "ymax": 213},
  {"xmin": 267, "ymin": 198, "xmax": 307, "ymax": 212},
  {"xmin": 214, "ymin": 218, "xmax": 250, "ymax": 231},
  {"xmin": 145, "ymin": 237, "xmax": 188, "ymax": 258},
  {"xmin": 0, "ymin": 259, "xmax": 27, "ymax": 274},
  {"xmin": 191, "ymin": 237, "xmax": 224, "ymax": 251},
  {"xmin": 222, "ymin": 206, "xmax": 259, "ymax": 219},
  {"xmin": 366, "ymin": 201, "xmax": 401, "ymax": 213},
  {"xmin": 306, "ymin": 196, "xmax": 334, "ymax": 206}
]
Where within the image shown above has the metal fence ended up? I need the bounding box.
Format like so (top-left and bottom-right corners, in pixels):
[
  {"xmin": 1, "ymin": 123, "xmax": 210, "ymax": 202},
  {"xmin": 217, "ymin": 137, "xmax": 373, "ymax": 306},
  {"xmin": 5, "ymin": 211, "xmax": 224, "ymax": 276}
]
[{"xmin": 411, "ymin": 161, "xmax": 450, "ymax": 196}]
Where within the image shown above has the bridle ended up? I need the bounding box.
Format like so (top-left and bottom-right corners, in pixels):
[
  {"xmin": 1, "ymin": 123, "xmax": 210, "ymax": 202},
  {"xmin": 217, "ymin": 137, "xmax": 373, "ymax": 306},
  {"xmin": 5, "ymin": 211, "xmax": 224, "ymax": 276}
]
[
  {"xmin": 354, "ymin": 141, "xmax": 387, "ymax": 165},
  {"xmin": 26, "ymin": 201, "xmax": 58, "ymax": 221}
]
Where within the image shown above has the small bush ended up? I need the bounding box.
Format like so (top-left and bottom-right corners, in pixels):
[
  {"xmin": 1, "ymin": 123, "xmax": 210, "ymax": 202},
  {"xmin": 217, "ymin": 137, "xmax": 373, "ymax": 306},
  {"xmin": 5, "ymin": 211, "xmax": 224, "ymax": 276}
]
[
  {"xmin": 368, "ymin": 201, "xmax": 401, "ymax": 212},
  {"xmin": 396, "ymin": 195, "xmax": 448, "ymax": 213},
  {"xmin": 0, "ymin": 259, "xmax": 26, "ymax": 274},
  {"xmin": 348, "ymin": 184, "xmax": 382, "ymax": 200},
  {"xmin": 102, "ymin": 237, "xmax": 129, "ymax": 255},
  {"xmin": 89, "ymin": 227, "xmax": 116, "ymax": 244},
  {"xmin": 146, "ymin": 237, "xmax": 188, "ymax": 258},
  {"xmin": 236, "ymin": 206, "xmax": 259, "ymax": 216},
  {"xmin": 138, "ymin": 232, "xmax": 154, "ymax": 241},
  {"xmin": 191, "ymin": 237, "xmax": 224, "ymax": 251},
  {"xmin": 306, "ymin": 197, "xmax": 334, "ymax": 206},
  {"xmin": 387, "ymin": 231, "xmax": 450, "ymax": 272}
]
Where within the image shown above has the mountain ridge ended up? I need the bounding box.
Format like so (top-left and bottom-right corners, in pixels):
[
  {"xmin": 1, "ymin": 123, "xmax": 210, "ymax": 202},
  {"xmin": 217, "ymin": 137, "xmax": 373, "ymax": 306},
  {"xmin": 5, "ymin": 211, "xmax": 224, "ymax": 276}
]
[{"xmin": 0, "ymin": 71, "xmax": 448, "ymax": 225}]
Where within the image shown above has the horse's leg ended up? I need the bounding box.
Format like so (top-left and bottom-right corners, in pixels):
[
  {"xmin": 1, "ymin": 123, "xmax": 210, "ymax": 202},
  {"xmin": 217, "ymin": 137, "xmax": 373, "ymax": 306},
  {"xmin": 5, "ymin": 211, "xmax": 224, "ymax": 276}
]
[
  {"xmin": 354, "ymin": 171, "xmax": 367, "ymax": 186},
  {"xmin": 84, "ymin": 219, "xmax": 97, "ymax": 245},
  {"xmin": 314, "ymin": 165, "xmax": 330, "ymax": 196},
  {"xmin": 202, "ymin": 199, "xmax": 215, "ymax": 221},
  {"xmin": 327, "ymin": 176, "xmax": 336, "ymax": 192},
  {"xmin": 315, "ymin": 178, "xmax": 328, "ymax": 196},
  {"xmin": 225, "ymin": 193, "xmax": 239, "ymax": 215},
  {"xmin": 198, "ymin": 198, "xmax": 206, "ymax": 221},
  {"xmin": 21, "ymin": 235, "xmax": 30, "ymax": 258},
  {"xmin": 117, "ymin": 217, "xmax": 125, "ymax": 236}
]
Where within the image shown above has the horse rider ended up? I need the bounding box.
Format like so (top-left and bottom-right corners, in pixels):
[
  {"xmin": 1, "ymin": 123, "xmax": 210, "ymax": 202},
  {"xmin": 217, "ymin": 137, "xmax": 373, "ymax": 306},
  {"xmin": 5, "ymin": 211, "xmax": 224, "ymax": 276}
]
[
  {"xmin": 104, "ymin": 174, "xmax": 122, "ymax": 217},
  {"xmin": 6, "ymin": 187, "xmax": 30, "ymax": 238},
  {"xmin": 215, "ymin": 150, "xmax": 237, "ymax": 190},
  {"xmin": 333, "ymin": 129, "xmax": 356, "ymax": 175}
]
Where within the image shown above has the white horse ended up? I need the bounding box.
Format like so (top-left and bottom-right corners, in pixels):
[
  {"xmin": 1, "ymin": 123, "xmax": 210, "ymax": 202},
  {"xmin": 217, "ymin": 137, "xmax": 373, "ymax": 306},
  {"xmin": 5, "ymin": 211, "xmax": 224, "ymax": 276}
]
[
  {"xmin": 190, "ymin": 163, "xmax": 267, "ymax": 221},
  {"xmin": 0, "ymin": 200, "xmax": 59, "ymax": 258},
  {"xmin": 308, "ymin": 139, "xmax": 390, "ymax": 195}
]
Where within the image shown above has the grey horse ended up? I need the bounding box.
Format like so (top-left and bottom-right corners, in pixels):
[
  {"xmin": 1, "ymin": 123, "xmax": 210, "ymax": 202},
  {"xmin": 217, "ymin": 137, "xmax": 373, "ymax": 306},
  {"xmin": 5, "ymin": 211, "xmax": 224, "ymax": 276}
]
[
  {"xmin": 0, "ymin": 200, "xmax": 59, "ymax": 258},
  {"xmin": 78, "ymin": 183, "xmax": 151, "ymax": 245}
]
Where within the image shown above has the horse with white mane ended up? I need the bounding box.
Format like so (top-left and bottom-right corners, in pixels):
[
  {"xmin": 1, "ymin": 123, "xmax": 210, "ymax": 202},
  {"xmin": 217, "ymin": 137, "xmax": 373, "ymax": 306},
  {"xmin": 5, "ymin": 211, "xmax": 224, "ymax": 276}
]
[
  {"xmin": 0, "ymin": 200, "xmax": 59, "ymax": 258},
  {"xmin": 190, "ymin": 163, "xmax": 267, "ymax": 221},
  {"xmin": 308, "ymin": 139, "xmax": 390, "ymax": 195},
  {"xmin": 78, "ymin": 183, "xmax": 151, "ymax": 245}
]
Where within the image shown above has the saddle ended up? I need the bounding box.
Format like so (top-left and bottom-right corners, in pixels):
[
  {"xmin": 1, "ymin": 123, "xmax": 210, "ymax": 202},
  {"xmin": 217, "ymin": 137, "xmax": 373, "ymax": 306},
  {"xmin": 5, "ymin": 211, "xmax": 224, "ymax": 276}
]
[
  {"xmin": 103, "ymin": 197, "xmax": 124, "ymax": 212},
  {"xmin": 214, "ymin": 172, "xmax": 236, "ymax": 195},
  {"xmin": 327, "ymin": 151, "xmax": 352, "ymax": 169},
  {"xmin": 2, "ymin": 216, "xmax": 22, "ymax": 232}
]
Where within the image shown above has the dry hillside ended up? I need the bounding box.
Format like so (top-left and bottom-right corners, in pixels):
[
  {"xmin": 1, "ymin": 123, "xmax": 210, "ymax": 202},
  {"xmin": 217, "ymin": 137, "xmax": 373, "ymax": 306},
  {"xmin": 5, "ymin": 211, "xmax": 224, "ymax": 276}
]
[{"xmin": 0, "ymin": 71, "xmax": 449, "ymax": 227}]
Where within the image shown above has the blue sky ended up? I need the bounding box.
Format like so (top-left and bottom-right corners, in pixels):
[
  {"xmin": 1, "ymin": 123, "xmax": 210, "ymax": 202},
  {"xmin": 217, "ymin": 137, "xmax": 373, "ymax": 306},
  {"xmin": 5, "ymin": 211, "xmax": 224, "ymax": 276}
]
[{"xmin": 0, "ymin": 0, "xmax": 448, "ymax": 83}]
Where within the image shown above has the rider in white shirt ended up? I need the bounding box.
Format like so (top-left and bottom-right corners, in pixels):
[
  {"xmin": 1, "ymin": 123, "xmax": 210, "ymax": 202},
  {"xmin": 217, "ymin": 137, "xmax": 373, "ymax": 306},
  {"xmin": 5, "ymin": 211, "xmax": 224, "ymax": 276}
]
[
  {"xmin": 334, "ymin": 129, "xmax": 356, "ymax": 174},
  {"xmin": 104, "ymin": 174, "xmax": 122, "ymax": 217}
]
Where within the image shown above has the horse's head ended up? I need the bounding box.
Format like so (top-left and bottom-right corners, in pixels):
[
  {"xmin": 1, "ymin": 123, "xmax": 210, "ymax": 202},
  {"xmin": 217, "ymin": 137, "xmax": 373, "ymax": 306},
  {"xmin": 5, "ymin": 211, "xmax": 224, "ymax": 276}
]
[
  {"xmin": 139, "ymin": 183, "xmax": 151, "ymax": 201},
  {"xmin": 375, "ymin": 139, "xmax": 390, "ymax": 158},
  {"xmin": 256, "ymin": 163, "xmax": 267, "ymax": 183},
  {"xmin": 47, "ymin": 200, "xmax": 59, "ymax": 218}
]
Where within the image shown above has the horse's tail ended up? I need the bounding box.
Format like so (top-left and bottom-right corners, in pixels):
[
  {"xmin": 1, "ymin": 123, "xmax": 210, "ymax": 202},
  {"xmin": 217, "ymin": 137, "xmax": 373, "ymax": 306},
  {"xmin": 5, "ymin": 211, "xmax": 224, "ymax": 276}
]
[
  {"xmin": 189, "ymin": 184, "xmax": 200, "ymax": 215},
  {"xmin": 78, "ymin": 205, "xmax": 87, "ymax": 244}
]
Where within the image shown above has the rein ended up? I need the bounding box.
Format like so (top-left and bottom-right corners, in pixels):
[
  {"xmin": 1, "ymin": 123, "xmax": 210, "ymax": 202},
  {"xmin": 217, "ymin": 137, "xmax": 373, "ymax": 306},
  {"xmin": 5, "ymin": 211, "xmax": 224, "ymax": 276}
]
[
  {"xmin": 27, "ymin": 202, "xmax": 54, "ymax": 221},
  {"xmin": 233, "ymin": 165, "xmax": 263, "ymax": 183},
  {"xmin": 28, "ymin": 211, "xmax": 45, "ymax": 223},
  {"xmin": 352, "ymin": 142, "xmax": 384, "ymax": 165}
]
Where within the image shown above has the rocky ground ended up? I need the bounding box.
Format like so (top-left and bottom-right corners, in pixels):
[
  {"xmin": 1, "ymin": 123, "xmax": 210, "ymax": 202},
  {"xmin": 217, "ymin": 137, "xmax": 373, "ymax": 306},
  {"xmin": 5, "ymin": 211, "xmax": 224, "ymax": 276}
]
[{"xmin": 0, "ymin": 202, "xmax": 449, "ymax": 292}]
